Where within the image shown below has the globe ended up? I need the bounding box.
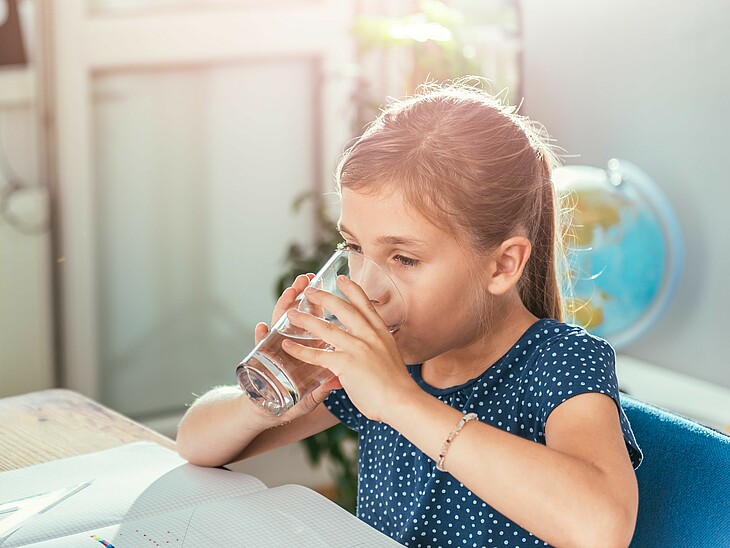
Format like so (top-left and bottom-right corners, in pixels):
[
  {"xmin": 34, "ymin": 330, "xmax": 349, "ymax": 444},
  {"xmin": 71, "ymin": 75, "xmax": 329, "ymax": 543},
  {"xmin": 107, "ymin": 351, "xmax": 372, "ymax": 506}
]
[{"xmin": 551, "ymin": 159, "xmax": 684, "ymax": 350}]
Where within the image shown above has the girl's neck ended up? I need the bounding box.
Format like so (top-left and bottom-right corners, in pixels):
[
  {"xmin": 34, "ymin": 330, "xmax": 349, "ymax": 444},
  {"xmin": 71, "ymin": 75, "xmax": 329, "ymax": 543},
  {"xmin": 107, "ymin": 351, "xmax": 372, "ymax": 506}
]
[{"xmin": 420, "ymin": 299, "xmax": 540, "ymax": 390}]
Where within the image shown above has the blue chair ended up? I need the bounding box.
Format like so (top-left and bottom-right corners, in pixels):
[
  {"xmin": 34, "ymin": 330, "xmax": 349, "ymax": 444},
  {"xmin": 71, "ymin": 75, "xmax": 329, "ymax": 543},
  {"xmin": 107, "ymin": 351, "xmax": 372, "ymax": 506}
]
[{"xmin": 620, "ymin": 395, "xmax": 730, "ymax": 547}]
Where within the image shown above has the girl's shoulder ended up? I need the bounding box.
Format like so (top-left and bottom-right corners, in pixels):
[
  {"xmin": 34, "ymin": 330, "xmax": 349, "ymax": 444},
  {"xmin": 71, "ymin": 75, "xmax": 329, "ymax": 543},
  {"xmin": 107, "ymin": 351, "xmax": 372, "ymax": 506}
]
[
  {"xmin": 527, "ymin": 318, "xmax": 615, "ymax": 356},
  {"xmin": 514, "ymin": 319, "xmax": 642, "ymax": 468},
  {"xmin": 515, "ymin": 318, "xmax": 617, "ymax": 377}
]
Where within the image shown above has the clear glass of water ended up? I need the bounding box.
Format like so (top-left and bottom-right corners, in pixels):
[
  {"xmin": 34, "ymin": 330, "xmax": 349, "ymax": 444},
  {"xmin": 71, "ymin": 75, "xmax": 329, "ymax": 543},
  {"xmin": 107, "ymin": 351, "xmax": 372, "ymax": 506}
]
[{"xmin": 236, "ymin": 249, "xmax": 406, "ymax": 416}]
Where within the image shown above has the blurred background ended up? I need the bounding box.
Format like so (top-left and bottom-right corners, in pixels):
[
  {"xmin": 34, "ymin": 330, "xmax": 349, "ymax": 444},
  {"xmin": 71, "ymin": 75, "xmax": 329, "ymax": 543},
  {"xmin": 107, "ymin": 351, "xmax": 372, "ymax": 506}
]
[{"xmin": 1, "ymin": 0, "xmax": 728, "ymax": 497}]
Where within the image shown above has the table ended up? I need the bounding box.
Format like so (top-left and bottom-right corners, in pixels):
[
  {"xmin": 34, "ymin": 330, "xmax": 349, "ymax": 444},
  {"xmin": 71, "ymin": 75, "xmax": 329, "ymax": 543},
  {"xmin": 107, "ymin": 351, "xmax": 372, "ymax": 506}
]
[{"xmin": 0, "ymin": 389, "xmax": 175, "ymax": 473}]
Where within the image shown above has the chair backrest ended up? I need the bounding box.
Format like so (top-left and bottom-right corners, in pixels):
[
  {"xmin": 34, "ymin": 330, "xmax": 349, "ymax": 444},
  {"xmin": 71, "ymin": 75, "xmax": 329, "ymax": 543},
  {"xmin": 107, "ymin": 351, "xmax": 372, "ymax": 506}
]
[{"xmin": 620, "ymin": 395, "xmax": 730, "ymax": 547}]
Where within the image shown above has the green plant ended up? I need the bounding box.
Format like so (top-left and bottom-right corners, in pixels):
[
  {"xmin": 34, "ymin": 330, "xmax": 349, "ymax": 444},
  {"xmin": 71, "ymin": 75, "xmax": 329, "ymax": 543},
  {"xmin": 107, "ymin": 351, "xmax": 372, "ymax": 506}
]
[
  {"xmin": 352, "ymin": 0, "xmax": 519, "ymax": 128},
  {"xmin": 275, "ymin": 0, "xmax": 519, "ymax": 513}
]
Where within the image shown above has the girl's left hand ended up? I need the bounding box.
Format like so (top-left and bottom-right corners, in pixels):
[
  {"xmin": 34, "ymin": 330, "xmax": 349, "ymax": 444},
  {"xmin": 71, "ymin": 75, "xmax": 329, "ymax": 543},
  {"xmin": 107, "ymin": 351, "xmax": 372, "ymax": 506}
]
[{"xmin": 282, "ymin": 276, "xmax": 418, "ymax": 424}]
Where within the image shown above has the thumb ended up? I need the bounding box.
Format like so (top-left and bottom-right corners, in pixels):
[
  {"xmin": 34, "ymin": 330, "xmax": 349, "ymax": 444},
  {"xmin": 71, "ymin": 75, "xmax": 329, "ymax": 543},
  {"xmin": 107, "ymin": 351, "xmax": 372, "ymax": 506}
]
[
  {"xmin": 322, "ymin": 376, "xmax": 343, "ymax": 391},
  {"xmin": 254, "ymin": 322, "xmax": 269, "ymax": 345},
  {"xmin": 308, "ymin": 376, "xmax": 342, "ymax": 406}
]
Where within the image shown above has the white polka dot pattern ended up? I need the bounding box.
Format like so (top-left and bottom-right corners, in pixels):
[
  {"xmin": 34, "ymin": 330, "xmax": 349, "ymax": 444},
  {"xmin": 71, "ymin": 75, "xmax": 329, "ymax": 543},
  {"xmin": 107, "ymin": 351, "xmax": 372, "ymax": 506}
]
[{"xmin": 324, "ymin": 318, "xmax": 642, "ymax": 547}]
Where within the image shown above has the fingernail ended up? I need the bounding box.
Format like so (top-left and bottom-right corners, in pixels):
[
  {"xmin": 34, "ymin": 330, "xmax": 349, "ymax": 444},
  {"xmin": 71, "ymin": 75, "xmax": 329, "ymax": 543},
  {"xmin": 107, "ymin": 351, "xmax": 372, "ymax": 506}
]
[{"xmin": 337, "ymin": 275, "xmax": 347, "ymax": 282}]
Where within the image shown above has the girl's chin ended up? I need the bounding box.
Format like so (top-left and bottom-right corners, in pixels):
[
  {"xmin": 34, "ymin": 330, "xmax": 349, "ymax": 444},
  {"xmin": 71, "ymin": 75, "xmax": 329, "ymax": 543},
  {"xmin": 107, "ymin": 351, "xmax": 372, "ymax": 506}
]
[
  {"xmin": 394, "ymin": 330, "xmax": 430, "ymax": 365},
  {"xmin": 396, "ymin": 343, "xmax": 426, "ymax": 367}
]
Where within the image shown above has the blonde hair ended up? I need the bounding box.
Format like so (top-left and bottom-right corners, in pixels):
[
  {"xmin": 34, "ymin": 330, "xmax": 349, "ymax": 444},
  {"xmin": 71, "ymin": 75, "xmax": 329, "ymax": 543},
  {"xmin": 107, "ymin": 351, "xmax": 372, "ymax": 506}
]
[{"xmin": 335, "ymin": 79, "xmax": 567, "ymax": 322}]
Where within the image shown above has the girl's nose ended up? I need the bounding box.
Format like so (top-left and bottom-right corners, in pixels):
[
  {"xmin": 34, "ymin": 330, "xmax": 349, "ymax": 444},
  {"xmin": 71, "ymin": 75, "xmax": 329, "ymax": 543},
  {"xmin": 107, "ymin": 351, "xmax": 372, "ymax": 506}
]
[{"xmin": 369, "ymin": 289, "xmax": 392, "ymax": 307}]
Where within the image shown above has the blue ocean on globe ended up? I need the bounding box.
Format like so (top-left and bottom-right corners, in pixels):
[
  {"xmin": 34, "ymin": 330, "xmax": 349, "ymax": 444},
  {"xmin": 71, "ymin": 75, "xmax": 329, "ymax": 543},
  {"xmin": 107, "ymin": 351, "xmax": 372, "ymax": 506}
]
[{"xmin": 552, "ymin": 159, "xmax": 683, "ymax": 350}]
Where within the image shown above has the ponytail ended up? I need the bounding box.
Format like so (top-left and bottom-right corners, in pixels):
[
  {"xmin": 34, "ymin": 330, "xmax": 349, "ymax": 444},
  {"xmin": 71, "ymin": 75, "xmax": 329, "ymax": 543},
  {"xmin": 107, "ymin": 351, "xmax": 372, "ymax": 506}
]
[{"xmin": 518, "ymin": 156, "xmax": 565, "ymax": 322}]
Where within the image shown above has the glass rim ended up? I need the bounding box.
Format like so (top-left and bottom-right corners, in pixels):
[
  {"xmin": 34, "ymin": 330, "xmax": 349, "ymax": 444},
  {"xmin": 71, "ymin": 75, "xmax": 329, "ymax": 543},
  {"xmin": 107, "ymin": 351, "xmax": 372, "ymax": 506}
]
[{"xmin": 316, "ymin": 248, "xmax": 407, "ymax": 326}]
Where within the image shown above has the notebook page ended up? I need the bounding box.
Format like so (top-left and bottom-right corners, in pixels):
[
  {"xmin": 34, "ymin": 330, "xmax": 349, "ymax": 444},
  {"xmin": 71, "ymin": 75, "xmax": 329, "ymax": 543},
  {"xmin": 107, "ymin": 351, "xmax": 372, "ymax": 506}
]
[
  {"xmin": 0, "ymin": 442, "xmax": 266, "ymax": 547},
  {"xmin": 22, "ymin": 485, "xmax": 401, "ymax": 547}
]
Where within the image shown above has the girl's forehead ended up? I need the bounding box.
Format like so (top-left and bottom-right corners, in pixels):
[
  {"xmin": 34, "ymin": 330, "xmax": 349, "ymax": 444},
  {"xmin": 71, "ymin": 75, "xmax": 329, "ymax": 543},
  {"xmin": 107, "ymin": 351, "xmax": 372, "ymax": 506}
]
[{"xmin": 338, "ymin": 187, "xmax": 445, "ymax": 237}]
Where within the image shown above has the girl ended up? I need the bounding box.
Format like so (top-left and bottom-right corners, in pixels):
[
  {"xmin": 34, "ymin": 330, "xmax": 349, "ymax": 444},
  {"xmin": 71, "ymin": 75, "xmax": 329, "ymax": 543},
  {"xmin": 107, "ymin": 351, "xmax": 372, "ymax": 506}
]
[{"xmin": 177, "ymin": 81, "xmax": 642, "ymax": 547}]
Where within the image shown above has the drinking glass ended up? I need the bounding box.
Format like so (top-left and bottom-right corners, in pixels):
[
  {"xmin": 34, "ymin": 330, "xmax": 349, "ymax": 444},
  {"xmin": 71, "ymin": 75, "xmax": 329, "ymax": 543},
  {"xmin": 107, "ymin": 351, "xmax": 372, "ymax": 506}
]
[{"xmin": 236, "ymin": 249, "xmax": 406, "ymax": 416}]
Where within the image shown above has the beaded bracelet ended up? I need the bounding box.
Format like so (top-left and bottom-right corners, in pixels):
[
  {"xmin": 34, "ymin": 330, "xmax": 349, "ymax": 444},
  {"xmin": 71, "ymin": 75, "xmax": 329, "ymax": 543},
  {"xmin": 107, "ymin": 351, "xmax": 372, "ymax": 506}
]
[{"xmin": 436, "ymin": 412, "xmax": 478, "ymax": 472}]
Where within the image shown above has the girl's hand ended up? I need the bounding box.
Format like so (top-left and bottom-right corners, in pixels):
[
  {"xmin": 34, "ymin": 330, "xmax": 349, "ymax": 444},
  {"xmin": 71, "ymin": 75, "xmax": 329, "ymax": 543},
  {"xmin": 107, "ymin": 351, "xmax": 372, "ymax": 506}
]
[
  {"xmin": 254, "ymin": 273, "xmax": 315, "ymax": 344},
  {"xmin": 282, "ymin": 275, "xmax": 418, "ymax": 424},
  {"xmin": 252, "ymin": 273, "xmax": 342, "ymax": 423}
]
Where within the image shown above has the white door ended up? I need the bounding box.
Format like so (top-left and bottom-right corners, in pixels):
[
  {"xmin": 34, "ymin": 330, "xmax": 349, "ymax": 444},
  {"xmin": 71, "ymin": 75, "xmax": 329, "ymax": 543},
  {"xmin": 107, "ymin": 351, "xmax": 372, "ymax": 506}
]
[{"xmin": 43, "ymin": 0, "xmax": 355, "ymax": 417}]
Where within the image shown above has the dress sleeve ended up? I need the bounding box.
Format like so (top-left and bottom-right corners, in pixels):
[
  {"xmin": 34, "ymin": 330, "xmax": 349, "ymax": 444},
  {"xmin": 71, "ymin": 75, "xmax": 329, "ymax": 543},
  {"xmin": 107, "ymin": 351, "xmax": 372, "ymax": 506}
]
[
  {"xmin": 323, "ymin": 388, "xmax": 364, "ymax": 432},
  {"xmin": 531, "ymin": 331, "xmax": 643, "ymax": 469}
]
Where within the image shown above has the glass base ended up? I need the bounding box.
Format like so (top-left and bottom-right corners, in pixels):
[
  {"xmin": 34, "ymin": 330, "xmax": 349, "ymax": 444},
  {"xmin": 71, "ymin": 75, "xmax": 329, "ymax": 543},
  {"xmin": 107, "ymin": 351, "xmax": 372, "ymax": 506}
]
[{"xmin": 236, "ymin": 354, "xmax": 297, "ymax": 416}]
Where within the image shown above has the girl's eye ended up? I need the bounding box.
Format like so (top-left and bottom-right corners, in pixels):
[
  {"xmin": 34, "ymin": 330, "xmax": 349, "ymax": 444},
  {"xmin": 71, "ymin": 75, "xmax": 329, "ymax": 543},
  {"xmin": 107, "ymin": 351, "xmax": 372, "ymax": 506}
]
[
  {"xmin": 336, "ymin": 241, "xmax": 361, "ymax": 253},
  {"xmin": 337, "ymin": 241, "xmax": 420, "ymax": 269},
  {"xmin": 394, "ymin": 255, "xmax": 420, "ymax": 268}
]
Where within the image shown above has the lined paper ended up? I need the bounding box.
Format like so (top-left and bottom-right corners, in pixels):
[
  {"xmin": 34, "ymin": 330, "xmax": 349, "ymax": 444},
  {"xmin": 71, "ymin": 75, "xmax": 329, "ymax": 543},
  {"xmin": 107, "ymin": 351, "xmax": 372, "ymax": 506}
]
[
  {"xmin": 0, "ymin": 442, "xmax": 400, "ymax": 547},
  {"xmin": 0, "ymin": 442, "xmax": 264, "ymax": 546}
]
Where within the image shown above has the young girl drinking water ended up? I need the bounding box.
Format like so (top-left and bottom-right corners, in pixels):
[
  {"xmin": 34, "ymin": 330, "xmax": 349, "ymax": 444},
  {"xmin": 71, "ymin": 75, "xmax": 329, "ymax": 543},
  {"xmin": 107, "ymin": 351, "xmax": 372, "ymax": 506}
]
[{"xmin": 177, "ymin": 81, "xmax": 642, "ymax": 547}]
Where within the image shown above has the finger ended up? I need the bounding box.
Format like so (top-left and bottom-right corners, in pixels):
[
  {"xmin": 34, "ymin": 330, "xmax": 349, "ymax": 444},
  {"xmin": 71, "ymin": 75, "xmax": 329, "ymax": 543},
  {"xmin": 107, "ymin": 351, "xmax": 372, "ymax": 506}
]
[
  {"xmin": 293, "ymin": 376, "xmax": 339, "ymax": 416},
  {"xmin": 302, "ymin": 284, "xmax": 379, "ymax": 336},
  {"xmin": 272, "ymin": 274, "xmax": 311, "ymax": 324},
  {"xmin": 254, "ymin": 322, "xmax": 269, "ymax": 345},
  {"xmin": 292, "ymin": 273, "xmax": 312, "ymax": 293},
  {"xmin": 322, "ymin": 376, "xmax": 343, "ymax": 391},
  {"xmin": 336, "ymin": 276, "xmax": 391, "ymax": 331},
  {"xmin": 272, "ymin": 287, "xmax": 297, "ymax": 324},
  {"xmin": 281, "ymin": 335, "xmax": 339, "ymax": 372},
  {"xmin": 286, "ymin": 308, "xmax": 353, "ymax": 351},
  {"xmin": 309, "ymin": 376, "xmax": 341, "ymax": 404}
]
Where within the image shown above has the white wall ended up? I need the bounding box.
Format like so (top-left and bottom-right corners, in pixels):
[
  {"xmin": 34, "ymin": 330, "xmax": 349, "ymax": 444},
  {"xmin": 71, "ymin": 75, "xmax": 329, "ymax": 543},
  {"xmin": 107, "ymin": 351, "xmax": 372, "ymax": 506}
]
[
  {"xmin": 521, "ymin": 0, "xmax": 730, "ymax": 388},
  {"xmin": 0, "ymin": 68, "xmax": 54, "ymax": 398}
]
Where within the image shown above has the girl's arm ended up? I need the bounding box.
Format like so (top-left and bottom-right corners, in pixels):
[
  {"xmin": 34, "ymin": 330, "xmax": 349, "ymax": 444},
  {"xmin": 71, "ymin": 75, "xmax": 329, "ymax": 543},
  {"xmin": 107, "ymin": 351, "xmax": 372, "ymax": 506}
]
[
  {"xmin": 385, "ymin": 390, "xmax": 638, "ymax": 548},
  {"xmin": 176, "ymin": 384, "xmax": 339, "ymax": 467}
]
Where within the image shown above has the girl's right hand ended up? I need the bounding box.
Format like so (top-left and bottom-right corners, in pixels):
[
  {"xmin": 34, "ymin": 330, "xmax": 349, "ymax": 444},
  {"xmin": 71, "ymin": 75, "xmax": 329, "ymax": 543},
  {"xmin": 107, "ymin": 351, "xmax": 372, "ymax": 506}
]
[{"xmin": 251, "ymin": 273, "xmax": 342, "ymax": 423}]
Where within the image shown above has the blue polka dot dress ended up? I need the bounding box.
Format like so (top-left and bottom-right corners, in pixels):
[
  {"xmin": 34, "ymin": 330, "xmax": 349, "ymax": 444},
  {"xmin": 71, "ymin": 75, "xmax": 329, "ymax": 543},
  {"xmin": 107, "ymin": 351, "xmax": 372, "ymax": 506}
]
[{"xmin": 324, "ymin": 318, "xmax": 643, "ymax": 547}]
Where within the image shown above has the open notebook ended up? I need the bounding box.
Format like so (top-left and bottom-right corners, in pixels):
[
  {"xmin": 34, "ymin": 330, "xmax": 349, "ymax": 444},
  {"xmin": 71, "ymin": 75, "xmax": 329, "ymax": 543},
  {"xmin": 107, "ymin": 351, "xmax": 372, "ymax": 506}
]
[{"xmin": 0, "ymin": 442, "xmax": 400, "ymax": 547}]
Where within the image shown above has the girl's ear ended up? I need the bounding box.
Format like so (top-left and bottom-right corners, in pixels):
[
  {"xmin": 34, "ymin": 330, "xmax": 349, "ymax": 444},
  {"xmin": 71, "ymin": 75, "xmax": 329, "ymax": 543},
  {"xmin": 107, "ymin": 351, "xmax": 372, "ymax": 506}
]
[{"xmin": 485, "ymin": 236, "xmax": 532, "ymax": 296}]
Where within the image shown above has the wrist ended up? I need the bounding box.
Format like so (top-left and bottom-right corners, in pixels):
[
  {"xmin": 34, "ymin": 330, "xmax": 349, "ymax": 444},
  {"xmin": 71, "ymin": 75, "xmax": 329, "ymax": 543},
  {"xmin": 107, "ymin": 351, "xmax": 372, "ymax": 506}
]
[{"xmin": 382, "ymin": 380, "xmax": 429, "ymax": 428}]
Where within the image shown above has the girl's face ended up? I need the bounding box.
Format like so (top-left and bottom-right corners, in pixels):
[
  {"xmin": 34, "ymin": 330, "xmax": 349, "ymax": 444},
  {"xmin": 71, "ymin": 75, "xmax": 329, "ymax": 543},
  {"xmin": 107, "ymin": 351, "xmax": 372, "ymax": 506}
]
[{"xmin": 337, "ymin": 188, "xmax": 490, "ymax": 366}]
